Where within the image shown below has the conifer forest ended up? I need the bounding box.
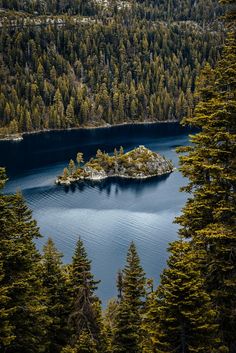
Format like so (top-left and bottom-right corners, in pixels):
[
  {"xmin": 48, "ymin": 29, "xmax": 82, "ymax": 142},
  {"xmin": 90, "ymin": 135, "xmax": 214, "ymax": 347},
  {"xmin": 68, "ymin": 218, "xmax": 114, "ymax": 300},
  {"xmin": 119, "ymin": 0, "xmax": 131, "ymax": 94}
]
[{"xmin": 0, "ymin": 0, "xmax": 235, "ymax": 353}]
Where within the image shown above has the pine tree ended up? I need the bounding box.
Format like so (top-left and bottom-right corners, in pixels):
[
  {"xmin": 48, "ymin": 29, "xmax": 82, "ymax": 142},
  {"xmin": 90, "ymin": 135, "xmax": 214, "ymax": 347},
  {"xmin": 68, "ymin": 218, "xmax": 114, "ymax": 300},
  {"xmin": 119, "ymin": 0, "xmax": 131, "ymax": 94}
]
[
  {"xmin": 112, "ymin": 242, "xmax": 146, "ymax": 353},
  {"xmin": 103, "ymin": 298, "xmax": 119, "ymax": 353},
  {"xmin": 67, "ymin": 238, "xmax": 105, "ymax": 352},
  {"xmin": 0, "ymin": 167, "xmax": 7, "ymax": 189},
  {"xmin": 176, "ymin": 17, "xmax": 236, "ymax": 350},
  {"xmin": 63, "ymin": 167, "xmax": 70, "ymax": 180},
  {"xmin": 69, "ymin": 159, "xmax": 76, "ymax": 175},
  {"xmin": 73, "ymin": 330, "xmax": 99, "ymax": 353},
  {"xmin": 0, "ymin": 168, "xmax": 14, "ymax": 350},
  {"xmin": 66, "ymin": 97, "xmax": 75, "ymax": 127},
  {"xmin": 122, "ymin": 242, "xmax": 146, "ymax": 307},
  {"xmin": 76, "ymin": 152, "xmax": 84, "ymax": 167},
  {"xmin": 41, "ymin": 238, "xmax": 70, "ymax": 353},
  {"xmin": 0, "ymin": 186, "xmax": 49, "ymax": 352},
  {"xmin": 112, "ymin": 301, "xmax": 141, "ymax": 353},
  {"xmin": 144, "ymin": 240, "xmax": 221, "ymax": 353},
  {"xmin": 0, "ymin": 260, "xmax": 14, "ymax": 350},
  {"xmin": 62, "ymin": 331, "xmax": 98, "ymax": 353}
]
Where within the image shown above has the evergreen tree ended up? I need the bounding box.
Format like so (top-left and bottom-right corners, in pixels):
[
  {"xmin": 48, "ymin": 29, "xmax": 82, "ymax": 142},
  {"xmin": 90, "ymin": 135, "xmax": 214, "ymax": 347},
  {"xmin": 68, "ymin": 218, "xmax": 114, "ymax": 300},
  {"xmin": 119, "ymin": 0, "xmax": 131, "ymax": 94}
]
[
  {"xmin": 63, "ymin": 167, "xmax": 70, "ymax": 180},
  {"xmin": 41, "ymin": 238, "xmax": 70, "ymax": 353},
  {"xmin": 0, "ymin": 167, "xmax": 7, "ymax": 189},
  {"xmin": 0, "ymin": 168, "xmax": 14, "ymax": 350},
  {"xmin": 103, "ymin": 298, "xmax": 119, "ymax": 353},
  {"xmin": 122, "ymin": 242, "xmax": 146, "ymax": 306},
  {"xmin": 176, "ymin": 13, "xmax": 236, "ymax": 350},
  {"xmin": 0, "ymin": 2, "xmax": 223, "ymax": 137},
  {"xmin": 76, "ymin": 152, "xmax": 84, "ymax": 167},
  {"xmin": 62, "ymin": 330, "xmax": 99, "ymax": 353},
  {"xmin": 67, "ymin": 238, "xmax": 105, "ymax": 352},
  {"xmin": 69, "ymin": 159, "xmax": 76, "ymax": 175},
  {"xmin": 143, "ymin": 240, "xmax": 221, "ymax": 353},
  {"xmin": 0, "ymin": 185, "xmax": 49, "ymax": 352},
  {"xmin": 112, "ymin": 242, "xmax": 146, "ymax": 353},
  {"xmin": 112, "ymin": 301, "xmax": 141, "ymax": 353}
]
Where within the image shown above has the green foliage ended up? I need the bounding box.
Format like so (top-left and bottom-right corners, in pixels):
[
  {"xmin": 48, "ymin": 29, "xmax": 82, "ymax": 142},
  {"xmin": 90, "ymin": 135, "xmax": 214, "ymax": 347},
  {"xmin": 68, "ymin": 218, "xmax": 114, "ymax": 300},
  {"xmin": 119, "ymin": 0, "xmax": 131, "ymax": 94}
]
[
  {"xmin": 0, "ymin": 0, "xmax": 98, "ymax": 16},
  {"xmin": 122, "ymin": 242, "xmax": 146, "ymax": 306},
  {"xmin": 112, "ymin": 242, "xmax": 146, "ymax": 353},
  {"xmin": 73, "ymin": 330, "xmax": 99, "ymax": 353},
  {"xmin": 69, "ymin": 159, "xmax": 76, "ymax": 175},
  {"xmin": 0, "ymin": 3, "xmax": 234, "ymax": 353},
  {"xmin": 134, "ymin": 0, "xmax": 222, "ymax": 23},
  {"xmin": 63, "ymin": 167, "xmax": 70, "ymax": 179},
  {"xmin": 103, "ymin": 298, "xmax": 119, "ymax": 352},
  {"xmin": 176, "ymin": 6, "xmax": 236, "ymax": 350},
  {"xmin": 76, "ymin": 152, "xmax": 84, "ymax": 167},
  {"xmin": 112, "ymin": 301, "xmax": 142, "ymax": 353},
  {"xmin": 60, "ymin": 145, "xmax": 173, "ymax": 183},
  {"xmin": 41, "ymin": 238, "xmax": 70, "ymax": 353},
  {"xmin": 0, "ymin": 4, "xmax": 223, "ymax": 137},
  {"xmin": 0, "ymin": 167, "xmax": 8, "ymax": 189},
  {"xmin": 67, "ymin": 238, "xmax": 105, "ymax": 352},
  {"xmin": 0, "ymin": 187, "xmax": 49, "ymax": 353},
  {"xmin": 143, "ymin": 240, "xmax": 221, "ymax": 353}
]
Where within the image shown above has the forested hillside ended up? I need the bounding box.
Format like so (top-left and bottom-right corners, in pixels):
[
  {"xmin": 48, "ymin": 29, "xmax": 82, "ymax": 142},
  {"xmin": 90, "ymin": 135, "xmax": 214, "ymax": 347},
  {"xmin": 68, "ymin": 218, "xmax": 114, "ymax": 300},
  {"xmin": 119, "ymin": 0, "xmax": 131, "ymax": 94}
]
[
  {"xmin": 0, "ymin": 0, "xmax": 224, "ymax": 137},
  {"xmin": 0, "ymin": 0, "xmax": 98, "ymax": 15},
  {"xmin": 0, "ymin": 0, "xmax": 235, "ymax": 350}
]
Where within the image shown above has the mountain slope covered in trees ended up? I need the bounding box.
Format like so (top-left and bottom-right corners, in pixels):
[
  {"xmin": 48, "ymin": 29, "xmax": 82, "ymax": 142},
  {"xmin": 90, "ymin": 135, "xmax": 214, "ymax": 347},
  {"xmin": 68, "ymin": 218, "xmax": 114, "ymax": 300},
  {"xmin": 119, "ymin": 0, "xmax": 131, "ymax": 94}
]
[
  {"xmin": 0, "ymin": 0, "xmax": 224, "ymax": 137},
  {"xmin": 0, "ymin": 0, "xmax": 235, "ymax": 352}
]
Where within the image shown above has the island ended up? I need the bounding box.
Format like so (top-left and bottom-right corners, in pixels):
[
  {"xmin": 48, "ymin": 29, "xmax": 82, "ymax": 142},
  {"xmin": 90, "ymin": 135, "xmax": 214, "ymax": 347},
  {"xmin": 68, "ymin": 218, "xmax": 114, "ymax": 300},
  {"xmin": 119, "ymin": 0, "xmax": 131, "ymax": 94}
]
[{"xmin": 56, "ymin": 146, "xmax": 174, "ymax": 185}]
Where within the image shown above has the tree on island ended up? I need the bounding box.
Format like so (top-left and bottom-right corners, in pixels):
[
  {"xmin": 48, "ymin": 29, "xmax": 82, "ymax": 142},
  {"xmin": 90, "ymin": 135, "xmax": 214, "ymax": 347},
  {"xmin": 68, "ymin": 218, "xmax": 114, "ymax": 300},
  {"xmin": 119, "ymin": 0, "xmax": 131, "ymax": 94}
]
[
  {"xmin": 69, "ymin": 159, "xmax": 76, "ymax": 175},
  {"xmin": 63, "ymin": 167, "xmax": 70, "ymax": 179},
  {"xmin": 76, "ymin": 152, "xmax": 84, "ymax": 167},
  {"xmin": 119, "ymin": 146, "xmax": 124, "ymax": 156}
]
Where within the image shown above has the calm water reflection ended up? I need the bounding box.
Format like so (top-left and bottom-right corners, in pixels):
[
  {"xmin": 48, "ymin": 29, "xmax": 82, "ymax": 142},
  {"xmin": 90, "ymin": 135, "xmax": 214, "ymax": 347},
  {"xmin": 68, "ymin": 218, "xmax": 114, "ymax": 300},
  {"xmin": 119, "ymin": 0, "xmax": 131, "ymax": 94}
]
[{"xmin": 0, "ymin": 123, "xmax": 191, "ymax": 304}]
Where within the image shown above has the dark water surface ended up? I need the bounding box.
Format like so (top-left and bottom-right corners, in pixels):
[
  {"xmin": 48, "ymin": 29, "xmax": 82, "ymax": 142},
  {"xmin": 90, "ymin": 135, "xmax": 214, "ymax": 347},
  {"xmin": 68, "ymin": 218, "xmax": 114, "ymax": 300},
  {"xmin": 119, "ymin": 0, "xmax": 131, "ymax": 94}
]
[{"xmin": 0, "ymin": 123, "xmax": 191, "ymax": 304}]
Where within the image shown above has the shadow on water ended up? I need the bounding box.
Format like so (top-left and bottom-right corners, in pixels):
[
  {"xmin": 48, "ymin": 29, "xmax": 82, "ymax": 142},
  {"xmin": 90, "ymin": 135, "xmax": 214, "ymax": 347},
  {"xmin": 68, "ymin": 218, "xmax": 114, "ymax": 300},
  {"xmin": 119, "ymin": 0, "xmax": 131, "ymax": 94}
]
[
  {"xmin": 60, "ymin": 173, "xmax": 171, "ymax": 197},
  {"xmin": 0, "ymin": 122, "xmax": 191, "ymax": 177},
  {"xmin": 0, "ymin": 122, "xmax": 193, "ymax": 303}
]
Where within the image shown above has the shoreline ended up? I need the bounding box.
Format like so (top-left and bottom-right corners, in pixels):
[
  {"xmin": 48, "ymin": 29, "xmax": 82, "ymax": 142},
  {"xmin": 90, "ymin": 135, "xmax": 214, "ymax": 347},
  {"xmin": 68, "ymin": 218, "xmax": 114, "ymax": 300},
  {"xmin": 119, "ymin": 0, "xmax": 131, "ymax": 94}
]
[
  {"xmin": 0, "ymin": 119, "xmax": 179, "ymax": 142},
  {"xmin": 56, "ymin": 169, "xmax": 175, "ymax": 185},
  {"xmin": 56, "ymin": 145, "xmax": 175, "ymax": 185}
]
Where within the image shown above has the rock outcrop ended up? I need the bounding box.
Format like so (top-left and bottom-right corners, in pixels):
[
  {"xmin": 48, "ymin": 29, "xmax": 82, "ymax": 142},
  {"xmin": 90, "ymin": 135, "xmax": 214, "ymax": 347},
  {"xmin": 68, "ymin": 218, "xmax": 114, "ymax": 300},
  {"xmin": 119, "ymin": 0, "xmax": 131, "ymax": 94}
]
[{"xmin": 56, "ymin": 145, "xmax": 174, "ymax": 185}]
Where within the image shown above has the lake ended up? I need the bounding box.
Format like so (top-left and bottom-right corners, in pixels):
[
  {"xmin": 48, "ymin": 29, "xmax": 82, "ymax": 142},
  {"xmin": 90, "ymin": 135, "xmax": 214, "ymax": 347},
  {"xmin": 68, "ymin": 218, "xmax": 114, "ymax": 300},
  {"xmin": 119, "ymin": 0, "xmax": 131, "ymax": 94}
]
[{"xmin": 0, "ymin": 122, "xmax": 191, "ymax": 304}]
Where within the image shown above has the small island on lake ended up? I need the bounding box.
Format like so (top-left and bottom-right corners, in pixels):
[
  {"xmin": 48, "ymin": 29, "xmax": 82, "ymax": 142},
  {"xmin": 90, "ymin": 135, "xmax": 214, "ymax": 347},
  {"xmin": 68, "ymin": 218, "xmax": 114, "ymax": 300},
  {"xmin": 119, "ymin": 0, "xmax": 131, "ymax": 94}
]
[{"xmin": 56, "ymin": 146, "xmax": 174, "ymax": 185}]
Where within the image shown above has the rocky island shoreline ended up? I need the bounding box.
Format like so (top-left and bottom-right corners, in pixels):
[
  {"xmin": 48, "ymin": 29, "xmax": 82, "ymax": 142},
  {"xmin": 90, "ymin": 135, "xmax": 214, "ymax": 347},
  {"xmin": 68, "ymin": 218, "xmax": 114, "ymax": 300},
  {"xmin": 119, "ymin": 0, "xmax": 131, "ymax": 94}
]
[{"xmin": 56, "ymin": 146, "xmax": 174, "ymax": 185}]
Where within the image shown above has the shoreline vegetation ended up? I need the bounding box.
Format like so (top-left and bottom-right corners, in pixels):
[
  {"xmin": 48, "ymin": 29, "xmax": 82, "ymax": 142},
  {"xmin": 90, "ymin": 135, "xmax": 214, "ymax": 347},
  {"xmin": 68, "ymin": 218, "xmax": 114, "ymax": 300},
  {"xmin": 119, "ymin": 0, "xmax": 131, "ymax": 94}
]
[
  {"xmin": 0, "ymin": 0, "xmax": 223, "ymax": 144},
  {"xmin": 0, "ymin": 119, "xmax": 179, "ymax": 142},
  {"xmin": 56, "ymin": 145, "xmax": 174, "ymax": 185}
]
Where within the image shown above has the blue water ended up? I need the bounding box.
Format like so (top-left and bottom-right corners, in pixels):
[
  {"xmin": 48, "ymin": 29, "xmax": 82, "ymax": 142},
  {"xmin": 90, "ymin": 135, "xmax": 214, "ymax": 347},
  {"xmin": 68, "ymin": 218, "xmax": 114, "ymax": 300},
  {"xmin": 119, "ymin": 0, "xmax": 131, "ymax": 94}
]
[{"xmin": 0, "ymin": 123, "xmax": 191, "ymax": 304}]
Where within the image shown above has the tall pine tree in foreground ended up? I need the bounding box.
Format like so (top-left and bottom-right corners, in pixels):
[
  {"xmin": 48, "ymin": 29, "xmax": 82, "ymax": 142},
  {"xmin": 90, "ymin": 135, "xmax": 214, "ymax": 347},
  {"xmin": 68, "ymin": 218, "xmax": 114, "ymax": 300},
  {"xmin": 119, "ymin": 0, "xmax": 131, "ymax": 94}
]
[
  {"xmin": 112, "ymin": 242, "xmax": 146, "ymax": 353},
  {"xmin": 65, "ymin": 237, "xmax": 105, "ymax": 352},
  {"xmin": 41, "ymin": 238, "xmax": 70, "ymax": 353},
  {"xmin": 143, "ymin": 240, "xmax": 221, "ymax": 353},
  {"xmin": 176, "ymin": 1, "xmax": 236, "ymax": 350},
  {"xmin": 0, "ymin": 172, "xmax": 49, "ymax": 353},
  {"xmin": 0, "ymin": 168, "xmax": 14, "ymax": 350}
]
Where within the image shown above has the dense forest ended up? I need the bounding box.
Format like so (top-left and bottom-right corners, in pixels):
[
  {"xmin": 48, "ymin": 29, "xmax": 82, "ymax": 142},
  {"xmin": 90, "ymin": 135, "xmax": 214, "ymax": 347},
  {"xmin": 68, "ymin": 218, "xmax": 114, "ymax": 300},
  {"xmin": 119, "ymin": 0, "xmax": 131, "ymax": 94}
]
[
  {"xmin": 0, "ymin": 0, "xmax": 98, "ymax": 15},
  {"xmin": 0, "ymin": 0, "xmax": 222, "ymax": 19},
  {"xmin": 0, "ymin": 0, "xmax": 235, "ymax": 351},
  {"xmin": 0, "ymin": 0, "xmax": 224, "ymax": 137},
  {"xmin": 0, "ymin": 0, "xmax": 235, "ymax": 352}
]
